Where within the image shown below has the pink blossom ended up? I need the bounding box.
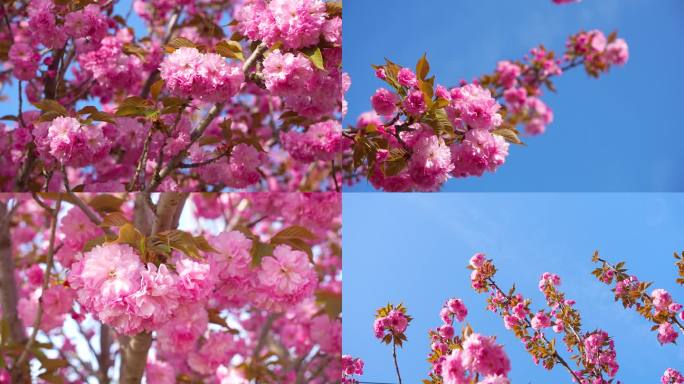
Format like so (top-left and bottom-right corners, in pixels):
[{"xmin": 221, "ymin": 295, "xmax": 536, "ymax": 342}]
[
  {"xmin": 79, "ymin": 36, "xmax": 143, "ymax": 92},
  {"xmin": 9, "ymin": 43, "xmax": 40, "ymax": 81},
  {"xmin": 442, "ymin": 350, "xmax": 468, "ymax": 384},
  {"xmin": 662, "ymin": 368, "xmax": 684, "ymax": 384},
  {"xmin": 258, "ymin": 245, "xmax": 317, "ymax": 308},
  {"xmin": 159, "ymin": 47, "xmax": 244, "ymax": 102},
  {"xmin": 216, "ymin": 365, "xmax": 249, "ymax": 384},
  {"xmin": 448, "ymin": 84, "xmax": 502, "ymax": 130},
  {"xmin": 59, "ymin": 206, "xmax": 103, "ymax": 251},
  {"xmin": 371, "ymin": 88, "xmax": 399, "ymax": 117},
  {"xmin": 657, "ymin": 322, "xmax": 678, "ymax": 345},
  {"xmin": 496, "ymin": 61, "xmax": 521, "ymax": 89},
  {"xmin": 652, "ymin": 289, "xmax": 673, "ymax": 312},
  {"xmin": 403, "ymin": 90, "xmax": 427, "ymax": 117},
  {"xmin": 64, "ymin": 4, "xmax": 108, "ymax": 48},
  {"xmin": 583, "ymin": 331, "xmax": 619, "ymax": 376},
  {"xmin": 447, "ymin": 298, "xmax": 468, "ymax": 322},
  {"xmin": 605, "ymin": 38, "xmax": 629, "ymax": 65},
  {"xmin": 156, "ymin": 302, "xmax": 208, "ymax": 354},
  {"xmin": 397, "ymin": 67, "xmax": 418, "ymax": 88},
  {"xmin": 470, "ymin": 253, "xmax": 486, "ymax": 268},
  {"xmin": 281, "ymin": 120, "xmax": 344, "ymax": 163},
  {"xmin": 146, "ymin": 352, "xmax": 176, "ymax": 384},
  {"xmin": 461, "ymin": 333, "xmax": 511, "ymax": 377},
  {"xmin": 262, "ymin": 50, "xmax": 314, "ymax": 95},
  {"xmin": 187, "ymin": 331, "xmax": 237, "ymax": 375},
  {"xmin": 175, "ymin": 258, "xmax": 214, "ymax": 302},
  {"xmin": 530, "ymin": 311, "xmax": 551, "ymax": 330},
  {"xmin": 408, "ymin": 134, "xmax": 454, "ymax": 191},
  {"xmin": 450, "ymin": 129, "xmax": 509, "ymax": 178},
  {"xmin": 235, "ymin": 0, "xmax": 326, "ymax": 50},
  {"xmin": 39, "ymin": 116, "xmax": 109, "ymax": 167}
]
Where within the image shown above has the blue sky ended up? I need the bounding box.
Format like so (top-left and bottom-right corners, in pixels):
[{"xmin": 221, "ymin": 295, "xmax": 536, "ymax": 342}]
[
  {"xmin": 343, "ymin": 0, "xmax": 684, "ymax": 191},
  {"xmin": 343, "ymin": 193, "xmax": 684, "ymax": 383}
]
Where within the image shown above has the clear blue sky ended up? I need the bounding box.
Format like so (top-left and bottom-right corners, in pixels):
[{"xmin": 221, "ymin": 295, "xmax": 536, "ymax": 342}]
[
  {"xmin": 343, "ymin": 193, "xmax": 684, "ymax": 383},
  {"xmin": 343, "ymin": 0, "xmax": 684, "ymax": 192}
]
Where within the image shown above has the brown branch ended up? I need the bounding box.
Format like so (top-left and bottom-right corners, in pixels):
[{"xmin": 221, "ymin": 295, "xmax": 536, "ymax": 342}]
[
  {"xmin": 118, "ymin": 193, "xmax": 188, "ymax": 383},
  {"xmin": 487, "ymin": 279, "xmax": 583, "ymax": 383},
  {"xmin": 98, "ymin": 324, "xmax": 112, "ymax": 383},
  {"xmin": 15, "ymin": 197, "xmax": 62, "ymax": 373},
  {"xmin": 0, "ymin": 201, "xmax": 30, "ymax": 382}
]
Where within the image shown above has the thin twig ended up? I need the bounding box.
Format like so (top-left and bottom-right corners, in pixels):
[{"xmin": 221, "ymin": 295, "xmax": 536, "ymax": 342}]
[
  {"xmin": 392, "ymin": 342, "xmax": 402, "ymax": 384},
  {"xmin": 15, "ymin": 197, "xmax": 62, "ymax": 368}
]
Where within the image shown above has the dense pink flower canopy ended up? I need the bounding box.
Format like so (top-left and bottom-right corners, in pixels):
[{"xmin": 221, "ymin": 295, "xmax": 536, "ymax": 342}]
[
  {"xmin": 0, "ymin": 0, "xmax": 344, "ymax": 192},
  {"xmin": 0, "ymin": 193, "xmax": 341, "ymax": 382}
]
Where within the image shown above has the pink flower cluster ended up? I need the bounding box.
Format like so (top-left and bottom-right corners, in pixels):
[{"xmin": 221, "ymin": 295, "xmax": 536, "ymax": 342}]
[
  {"xmin": 450, "ymin": 127, "xmax": 509, "ymax": 178},
  {"xmin": 191, "ymin": 143, "xmax": 264, "ymax": 189},
  {"xmin": 8, "ymin": 43, "xmax": 40, "ymax": 81},
  {"xmin": 280, "ymin": 120, "xmax": 345, "ymax": 163},
  {"xmin": 373, "ymin": 309, "xmax": 410, "ymax": 339},
  {"xmin": 205, "ymin": 231, "xmax": 319, "ymax": 311},
  {"xmin": 34, "ymin": 117, "xmax": 109, "ymax": 167},
  {"xmin": 363, "ymin": 67, "xmax": 511, "ymax": 191},
  {"xmin": 27, "ymin": 0, "xmax": 67, "ymax": 49},
  {"xmin": 78, "ymin": 34, "xmax": 144, "ymax": 93},
  {"xmin": 594, "ymin": 258, "xmax": 683, "ymax": 347},
  {"xmin": 662, "ymin": 368, "xmax": 684, "ymax": 384},
  {"xmin": 64, "ymin": 4, "xmax": 109, "ymax": 52},
  {"xmin": 441, "ymin": 333, "xmax": 511, "ymax": 384},
  {"xmin": 567, "ymin": 30, "xmax": 629, "ymax": 67},
  {"xmin": 342, "ymin": 355, "xmax": 364, "ymax": 384},
  {"xmin": 262, "ymin": 48, "xmax": 344, "ymax": 119},
  {"xmin": 234, "ymin": 0, "xmax": 334, "ymax": 50},
  {"xmin": 67, "ymin": 243, "xmax": 214, "ymax": 335},
  {"xmin": 159, "ymin": 47, "xmax": 244, "ymax": 102},
  {"xmin": 257, "ymin": 245, "xmax": 318, "ymax": 309},
  {"xmin": 582, "ymin": 331, "xmax": 619, "ymax": 377},
  {"xmin": 18, "ymin": 284, "xmax": 75, "ymax": 332}
]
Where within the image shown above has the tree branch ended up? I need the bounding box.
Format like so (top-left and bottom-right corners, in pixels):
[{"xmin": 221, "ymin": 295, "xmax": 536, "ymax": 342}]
[
  {"xmin": 0, "ymin": 201, "xmax": 30, "ymax": 382},
  {"xmin": 118, "ymin": 193, "xmax": 188, "ymax": 383},
  {"xmin": 15, "ymin": 197, "xmax": 62, "ymax": 375}
]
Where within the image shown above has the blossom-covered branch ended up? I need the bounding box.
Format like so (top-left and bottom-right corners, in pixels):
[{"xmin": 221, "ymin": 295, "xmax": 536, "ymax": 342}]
[
  {"xmin": 342, "ymin": 29, "xmax": 628, "ymax": 191},
  {"xmin": 469, "ymin": 253, "xmax": 619, "ymax": 383},
  {"xmin": 591, "ymin": 251, "xmax": 684, "ymax": 345}
]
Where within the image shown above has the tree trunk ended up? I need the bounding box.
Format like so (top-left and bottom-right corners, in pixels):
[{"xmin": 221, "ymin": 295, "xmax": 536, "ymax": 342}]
[
  {"xmin": 118, "ymin": 193, "xmax": 188, "ymax": 383},
  {"xmin": 0, "ymin": 202, "xmax": 30, "ymax": 383}
]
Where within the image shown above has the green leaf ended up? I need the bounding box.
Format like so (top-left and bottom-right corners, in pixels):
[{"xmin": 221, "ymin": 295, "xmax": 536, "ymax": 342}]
[
  {"xmin": 315, "ymin": 290, "xmax": 342, "ymax": 318},
  {"xmin": 115, "ymin": 106, "xmax": 148, "ymax": 117},
  {"xmin": 116, "ymin": 223, "xmax": 144, "ymax": 251},
  {"xmin": 89, "ymin": 111, "xmax": 116, "ymax": 124},
  {"xmin": 251, "ymin": 241, "xmax": 275, "ymax": 267},
  {"xmin": 215, "ymin": 40, "xmax": 244, "ymax": 61},
  {"xmin": 88, "ymin": 195, "xmax": 125, "ymax": 213},
  {"xmin": 325, "ymin": 1, "xmax": 343, "ymax": 17},
  {"xmin": 99, "ymin": 212, "xmax": 130, "ymax": 227},
  {"xmin": 32, "ymin": 99, "xmax": 67, "ymax": 116},
  {"xmin": 421, "ymin": 108, "xmax": 453, "ymax": 137},
  {"xmin": 491, "ymin": 128, "xmax": 524, "ymax": 145},
  {"xmin": 122, "ymin": 43, "xmax": 146, "ymax": 60},
  {"xmin": 383, "ymin": 148, "xmax": 408, "ymax": 177},
  {"xmin": 271, "ymin": 225, "xmax": 318, "ymax": 242},
  {"xmin": 302, "ymin": 47, "xmax": 325, "ymax": 71},
  {"xmin": 150, "ymin": 79, "xmax": 165, "ymax": 101},
  {"xmin": 416, "ymin": 53, "xmax": 430, "ymax": 80},
  {"xmin": 165, "ymin": 37, "xmax": 196, "ymax": 53}
]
